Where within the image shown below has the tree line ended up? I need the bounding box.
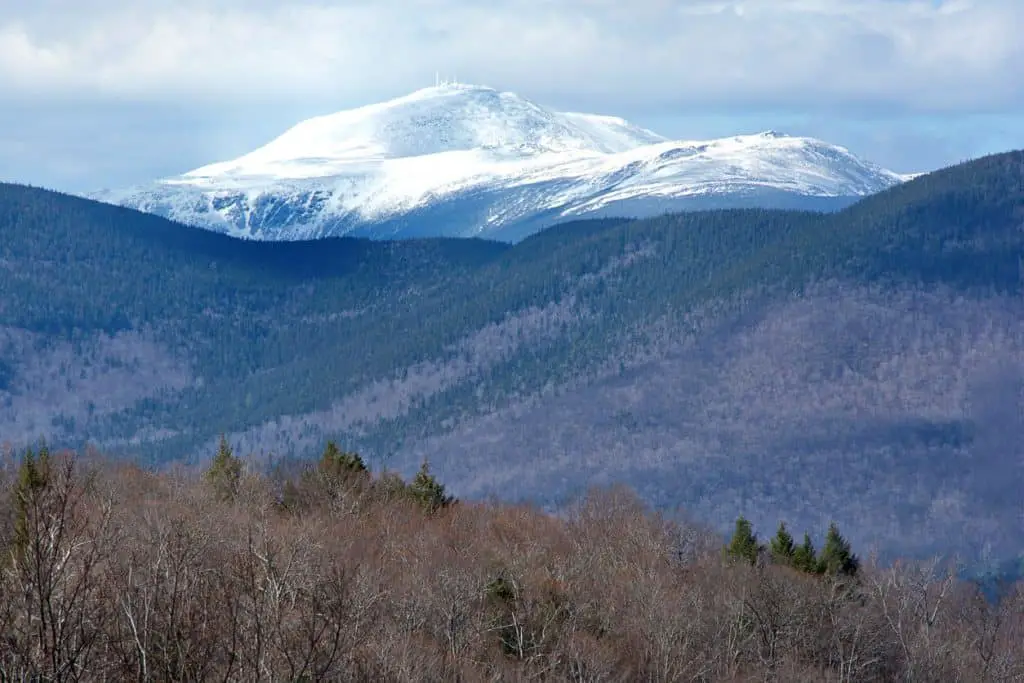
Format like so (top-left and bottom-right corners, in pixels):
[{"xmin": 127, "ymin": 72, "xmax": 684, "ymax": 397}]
[{"xmin": 0, "ymin": 440, "xmax": 1021, "ymax": 681}]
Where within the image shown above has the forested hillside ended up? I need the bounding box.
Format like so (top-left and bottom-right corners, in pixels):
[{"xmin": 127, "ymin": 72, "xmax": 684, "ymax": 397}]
[
  {"xmin": 1, "ymin": 445, "xmax": 1021, "ymax": 681},
  {"xmin": 1, "ymin": 150, "xmax": 1023, "ymax": 562}
]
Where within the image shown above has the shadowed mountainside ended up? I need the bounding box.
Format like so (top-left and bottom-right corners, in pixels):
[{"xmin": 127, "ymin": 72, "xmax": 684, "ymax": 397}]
[{"xmin": 1, "ymin": 150, "xmax": 1023, "ymax": 561}]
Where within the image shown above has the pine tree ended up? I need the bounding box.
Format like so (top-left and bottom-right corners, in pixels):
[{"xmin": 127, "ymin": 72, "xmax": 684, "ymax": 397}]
[
  {"xmin": 769, "ymin": 521, "xmax": 796, "ymax": 566},
  {"xmin": 205, "ymin": 434, "xmax": 243, "ymax": 501},
  {"xmin": 725, "ymin": 516, "xmax": 760, "ymax": 565},
  {"xmin": 818, "ymin": 522, "xmax": 859, "ymax": 577},
  {"xmin": 792, "ymin": 533, "xmax": 819, "ymax": 574},
  {"xmin": 407, "ymin": 459, "xmax": 454, "ymax": 513}
]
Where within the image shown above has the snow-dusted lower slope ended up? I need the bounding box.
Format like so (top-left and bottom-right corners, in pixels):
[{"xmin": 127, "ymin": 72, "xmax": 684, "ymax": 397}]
[{"xmin": 90, "ymin": 84, "xmax": 909, "ymax": 241}]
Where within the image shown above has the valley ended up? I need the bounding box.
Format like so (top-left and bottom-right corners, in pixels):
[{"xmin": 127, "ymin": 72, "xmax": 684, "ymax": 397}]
[{"xmin": 2, "ymin": 150, "xmax": 1023, "ymax": 562}]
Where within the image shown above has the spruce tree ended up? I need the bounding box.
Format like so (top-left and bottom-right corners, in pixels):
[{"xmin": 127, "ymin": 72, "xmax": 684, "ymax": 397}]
[
  {"xmin": 408, "ymin": 459, "xmax": 454, "ymax": 513},
  {"xmin": 297, "ymin": 440, "xmax": 371, "ymax": 507},
  {"xmin": 205, "ymin": 434, "xmax": 243, "ymax": 501},
  {"xmin": 818, "ymin": 522, "xmax": 859, "ymax": 577},
  {"xmin": 792, "ymin": 533, "xmax": 819, "ymax": 574},
  {"xmin": 318, "ymin": 440, "xmax": 367, "ymax": 479},
  {"xmin": 769, "ymin": 521, "xmax": 796, "ymax": 566},
  {"xmin": 725, "ymin": 516, "xmax": 760, "ymax": 565},
  {"xmin": 12, "ymin": 445, "xmax": 51, "ymax": 558}
]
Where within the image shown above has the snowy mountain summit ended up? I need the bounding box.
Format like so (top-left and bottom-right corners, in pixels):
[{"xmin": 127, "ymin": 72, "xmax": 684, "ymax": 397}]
[{"xmin": 91, "ymin": 83, "xmax": 909, "ymax": 241}]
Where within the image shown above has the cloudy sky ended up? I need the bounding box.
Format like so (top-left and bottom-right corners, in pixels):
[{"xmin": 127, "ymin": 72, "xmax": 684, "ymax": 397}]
[{"xmin": 1, "ymin": 0, "xmax": 1022, "ymax": 192}]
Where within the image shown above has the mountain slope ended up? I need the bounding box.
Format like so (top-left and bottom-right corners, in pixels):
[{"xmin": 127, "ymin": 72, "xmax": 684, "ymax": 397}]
[
  {"xmin": 4, "ymin": 150, "xmax": 1023, "ymax": 561},
  {"xmin": 90, "ymin": 84, "xmax": 906, "ymax": 241}
]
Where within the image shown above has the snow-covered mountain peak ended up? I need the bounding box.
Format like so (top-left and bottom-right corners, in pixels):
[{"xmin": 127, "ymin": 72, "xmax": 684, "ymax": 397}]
[
  {"xmin": 180, "ymin": 85, "xmax": 672, "ymax": 183},
  {"xmin": 92, "ymin": 84, "xmax": 912, "ymax": 242}
]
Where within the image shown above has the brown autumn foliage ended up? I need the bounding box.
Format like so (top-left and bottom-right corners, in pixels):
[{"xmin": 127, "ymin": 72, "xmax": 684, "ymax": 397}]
[{"xmin": 0, "ymin": 444, "xmax": 1021, "ymax": 682}]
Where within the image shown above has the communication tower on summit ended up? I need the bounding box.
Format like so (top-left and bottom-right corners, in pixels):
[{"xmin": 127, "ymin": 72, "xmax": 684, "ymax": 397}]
[{"xmin": 433, "ymin": 72, "xmax": 460, "ymax": 87}]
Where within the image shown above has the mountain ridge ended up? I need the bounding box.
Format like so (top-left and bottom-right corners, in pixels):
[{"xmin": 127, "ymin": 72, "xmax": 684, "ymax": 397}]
[
  {"xmin": 89, "ymin": 84, "xmax": 910, "ymax": 241},
  {"xmin": 6, "ymin": 150, "xmax": 1023, "ymax": 560}
]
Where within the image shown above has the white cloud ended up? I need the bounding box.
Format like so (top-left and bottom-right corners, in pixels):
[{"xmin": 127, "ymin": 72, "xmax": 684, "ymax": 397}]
[
  {"xmin": 2, "ymin": 0, "xmax": 1022, "ymax": 194},
  {"xmin": 0, "ymin": 0, "xmax": 1021, "ymax": 113}
]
